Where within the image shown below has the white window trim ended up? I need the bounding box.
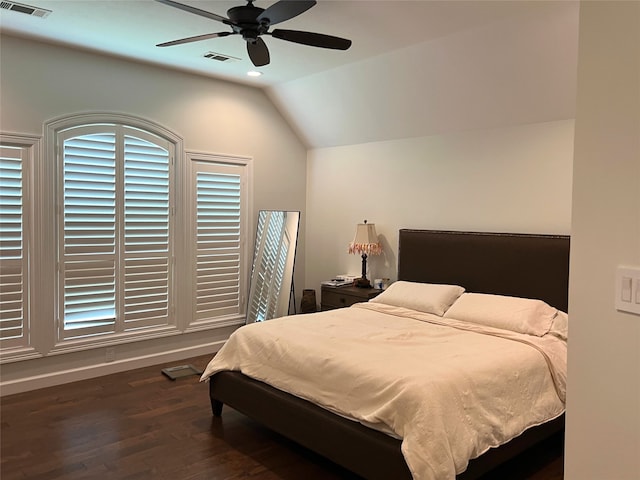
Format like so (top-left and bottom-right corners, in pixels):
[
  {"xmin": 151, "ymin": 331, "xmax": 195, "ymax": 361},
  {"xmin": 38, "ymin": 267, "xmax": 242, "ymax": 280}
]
[
  {"xmin": 182, "ymin": 150, "xmax": 252, "ymax": 332},
  {"xmin": 44, "ymin": 113, "xmax": 186, "ymax": 355},
  {"xmin": 0, "ymin": 133, "xmax": 42, "ymax": 363}
]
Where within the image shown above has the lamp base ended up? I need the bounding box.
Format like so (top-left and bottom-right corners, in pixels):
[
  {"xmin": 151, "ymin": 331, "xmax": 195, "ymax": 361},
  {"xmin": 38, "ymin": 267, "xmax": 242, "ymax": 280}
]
[{"xmin": 355, "ymin": 277, "xmax": 371, "ymax": 288}]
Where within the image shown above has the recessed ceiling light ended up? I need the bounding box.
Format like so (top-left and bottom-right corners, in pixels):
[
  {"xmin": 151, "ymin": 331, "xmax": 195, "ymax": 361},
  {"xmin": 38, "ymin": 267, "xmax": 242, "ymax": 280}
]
[{"xmin": 247, "ymin": 71, "xmax": 262, "ymax": 77}]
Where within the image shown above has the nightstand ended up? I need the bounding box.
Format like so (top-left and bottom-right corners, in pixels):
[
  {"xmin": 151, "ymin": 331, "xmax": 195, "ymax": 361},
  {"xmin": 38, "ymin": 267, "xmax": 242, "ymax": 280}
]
[{"xmin": 320, "ymin": 284, "xmax": 381, "ymax": 311}]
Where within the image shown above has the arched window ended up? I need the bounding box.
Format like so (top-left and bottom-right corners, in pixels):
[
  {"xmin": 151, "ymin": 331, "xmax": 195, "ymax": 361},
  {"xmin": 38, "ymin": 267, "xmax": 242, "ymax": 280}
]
[
  {"xmin": 46, "ymin": 115, "xmax": 252, "ymax": 349},
  {"xmin": 56, "ymin": 124, "xmax": 175, "ymax": 339},
  {"xmin": 55, "ymin": 122, "xmax": 176, "ymax": 340}
]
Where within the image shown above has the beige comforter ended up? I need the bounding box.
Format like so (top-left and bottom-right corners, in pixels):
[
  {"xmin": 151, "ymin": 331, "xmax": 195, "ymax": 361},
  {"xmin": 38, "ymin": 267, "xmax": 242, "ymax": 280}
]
[{"xmin": 201, "ymin": 302, "xmax": 566, "ymax": 480}]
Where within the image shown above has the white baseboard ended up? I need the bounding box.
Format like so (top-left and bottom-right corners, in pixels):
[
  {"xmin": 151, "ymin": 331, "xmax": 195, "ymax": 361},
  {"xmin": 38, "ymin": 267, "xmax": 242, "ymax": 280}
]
[{"xmin": 0, "ymin": 342, "xmax": 224, "ymax": 397}]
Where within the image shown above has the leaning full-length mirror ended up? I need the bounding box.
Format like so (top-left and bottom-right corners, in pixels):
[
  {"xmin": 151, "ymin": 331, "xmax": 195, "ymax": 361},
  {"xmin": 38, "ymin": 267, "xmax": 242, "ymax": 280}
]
[{"xmin": 246, "ymin": 210, "xmax": 300, "ymax": 323}]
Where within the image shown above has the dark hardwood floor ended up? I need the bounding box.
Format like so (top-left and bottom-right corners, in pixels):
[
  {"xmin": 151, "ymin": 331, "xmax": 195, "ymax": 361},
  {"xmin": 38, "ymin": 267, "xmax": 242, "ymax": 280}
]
[{"xmin": 1, "ymin": 355, "xmax": 563, "ymax": 480}]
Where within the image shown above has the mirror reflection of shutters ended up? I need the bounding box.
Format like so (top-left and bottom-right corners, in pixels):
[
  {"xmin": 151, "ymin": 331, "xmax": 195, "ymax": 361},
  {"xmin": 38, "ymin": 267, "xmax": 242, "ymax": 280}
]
[
  {"xmin": 260, "ymin": 213, "xmax": 281, "ymax": 319},
  {"xmin": 266, "ymin": 213, "xmax": 288, "ymax": 319},
  {"xmin": 249, "ymin": 211, "xmax": 288, "ymax": 322}
]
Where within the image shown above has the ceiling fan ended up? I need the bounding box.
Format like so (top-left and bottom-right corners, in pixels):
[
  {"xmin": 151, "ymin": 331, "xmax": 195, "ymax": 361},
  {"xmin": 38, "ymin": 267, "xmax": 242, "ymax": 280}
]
[{"xmin": 155, "ymin": 0, "xmax": 352, "ymax": 67}]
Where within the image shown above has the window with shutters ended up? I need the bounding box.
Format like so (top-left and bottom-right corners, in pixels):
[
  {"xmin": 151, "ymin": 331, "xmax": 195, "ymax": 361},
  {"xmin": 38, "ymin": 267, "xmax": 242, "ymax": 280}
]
[
  {"xmin": 0, "ymin": 116, "xmax": 251, "ymax": 360},
  {"xmin": 188, "ymin": 153, "xmax": 249, "ymax": 328},
  {"xmin": 56, "ymin": 123, "xmax": 175, "ymax": 342},
  {"xmin": 0, "ymin": 138, "xmax": 33, "ymax": 353}
]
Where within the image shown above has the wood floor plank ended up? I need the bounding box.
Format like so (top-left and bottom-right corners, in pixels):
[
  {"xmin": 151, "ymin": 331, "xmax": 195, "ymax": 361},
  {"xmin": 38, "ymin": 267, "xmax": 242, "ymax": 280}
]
[{"xmin": 1, "ymin": 355, "xmax": 563, "ymax": 480}]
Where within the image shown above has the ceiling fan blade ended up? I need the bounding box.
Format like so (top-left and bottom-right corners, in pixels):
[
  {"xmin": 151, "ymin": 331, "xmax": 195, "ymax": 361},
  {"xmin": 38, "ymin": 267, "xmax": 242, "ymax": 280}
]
[
  {"xmin": 271, "ymin": 29, "xmax": 352, "ymax": 50},
  {"xmin": 247, "ymin": 37, "xmax": 270, "ymax": 67},
  {"xmin": 154, "ymin": 0, "xmax": 231, "ymax": 25},
  {"xmin": 157, "ymin": 32, "xmax": 234, "ymax": 47},
  {"xmin": 257, "ymin": 0, "xmax": 316, "ymax": 26}
]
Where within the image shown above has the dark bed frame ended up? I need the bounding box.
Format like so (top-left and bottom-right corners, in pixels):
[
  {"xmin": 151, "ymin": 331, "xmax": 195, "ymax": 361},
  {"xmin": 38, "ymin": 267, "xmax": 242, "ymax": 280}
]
[{"xmin": 209, "ymin": 229, "xmax": 570, "ymax": 479}]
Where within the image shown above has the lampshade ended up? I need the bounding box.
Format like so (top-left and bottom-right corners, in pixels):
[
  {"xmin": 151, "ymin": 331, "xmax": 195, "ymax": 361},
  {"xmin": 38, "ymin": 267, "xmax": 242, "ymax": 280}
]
[{"xmin": 349, "ymin": 220, "xmax": 382, "ymax": 256}]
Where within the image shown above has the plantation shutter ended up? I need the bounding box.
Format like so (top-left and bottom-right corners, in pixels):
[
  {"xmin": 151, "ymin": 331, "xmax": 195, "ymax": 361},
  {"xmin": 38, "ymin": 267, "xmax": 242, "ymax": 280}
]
[
  {"xmin": 0, "ymin": 145, "xmax": 29, "ymax": 348},
  {"xmin": 61, "ymin": 131, "xmax": 117, "ymax": 338},
  {"xmin": 59, "ymin": 125, "xmax": 172, "ymax": 340},
  {"xmin": 122, "ymin": 134, "xmax": 171, "ymax": 330},
  {"xmin": 194, "ymin": 162, "xmax": 243, "ymax": 322}
]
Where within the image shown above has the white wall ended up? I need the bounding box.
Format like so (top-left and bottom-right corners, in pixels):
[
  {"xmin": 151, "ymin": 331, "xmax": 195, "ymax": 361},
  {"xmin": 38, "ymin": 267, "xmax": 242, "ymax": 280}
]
[
  {"xmin": 565, "ymin": 2, "xmax": 640, "ymax": 479},
  {"xmin": 305, "ymin": 119, "xmax": 574, "ymax": 293},
  {"xmin": 0, "ymin": 35, "xmax": 307, "ymax": 393},
  {"xmin": 267, "ymin": 1, "xmax": 578, "ymax": 148}
]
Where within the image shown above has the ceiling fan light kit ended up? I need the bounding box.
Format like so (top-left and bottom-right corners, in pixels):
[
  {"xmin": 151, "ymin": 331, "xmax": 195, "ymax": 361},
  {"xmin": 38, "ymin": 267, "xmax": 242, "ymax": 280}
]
[{"xmin": 155, "ymin": 0, "xmax": 352, "ymax": 67}]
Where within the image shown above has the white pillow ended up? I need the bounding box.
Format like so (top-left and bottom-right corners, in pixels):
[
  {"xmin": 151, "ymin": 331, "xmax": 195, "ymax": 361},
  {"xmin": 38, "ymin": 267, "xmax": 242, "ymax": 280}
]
[
  {"xmin": 443, "ymin": 292, "xmax": 558, "ymax": 336},
  {"xmin": 369, "ymin": 281, "xmax": 465, "ymax": 316}
]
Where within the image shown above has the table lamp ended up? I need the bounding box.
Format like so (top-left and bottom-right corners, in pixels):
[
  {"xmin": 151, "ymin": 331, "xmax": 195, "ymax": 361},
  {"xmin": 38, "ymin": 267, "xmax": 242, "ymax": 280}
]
[{"xmin": 348, "ymin": 220, "xmax": 382, "ymax": 288}]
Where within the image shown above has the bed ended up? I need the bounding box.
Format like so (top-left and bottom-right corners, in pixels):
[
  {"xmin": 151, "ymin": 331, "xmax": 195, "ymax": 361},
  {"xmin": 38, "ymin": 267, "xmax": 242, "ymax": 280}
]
[{"xmin": 202, "ymin": 229, "xmax": 570, "ymax": 480}]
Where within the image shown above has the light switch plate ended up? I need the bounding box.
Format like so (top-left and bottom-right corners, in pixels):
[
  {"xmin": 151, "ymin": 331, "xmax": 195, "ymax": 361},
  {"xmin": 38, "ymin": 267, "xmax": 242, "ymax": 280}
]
[{"xmin": 615, "ymin": 266, "xmax": 640, "ymax": 315}]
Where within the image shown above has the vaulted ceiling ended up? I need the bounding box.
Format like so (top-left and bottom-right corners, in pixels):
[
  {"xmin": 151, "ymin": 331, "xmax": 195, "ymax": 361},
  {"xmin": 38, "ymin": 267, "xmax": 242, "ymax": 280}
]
[{"xmin": 0, "ymin": 0, "xmax": 579, "ymax": 148}]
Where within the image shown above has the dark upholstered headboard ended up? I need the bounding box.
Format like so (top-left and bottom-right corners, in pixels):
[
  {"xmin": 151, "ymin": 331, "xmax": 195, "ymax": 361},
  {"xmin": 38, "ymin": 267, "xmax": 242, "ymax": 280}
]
[{"xmin": 397, "ymin": 230, "xmax": 570, "ymax": 312}]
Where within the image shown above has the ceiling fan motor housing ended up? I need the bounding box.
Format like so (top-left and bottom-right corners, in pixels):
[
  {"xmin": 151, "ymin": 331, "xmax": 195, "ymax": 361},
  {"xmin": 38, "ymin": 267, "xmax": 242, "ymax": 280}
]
[{"xmin": 228, "ymin": 4, "xmax": 270, "ymax": 42}]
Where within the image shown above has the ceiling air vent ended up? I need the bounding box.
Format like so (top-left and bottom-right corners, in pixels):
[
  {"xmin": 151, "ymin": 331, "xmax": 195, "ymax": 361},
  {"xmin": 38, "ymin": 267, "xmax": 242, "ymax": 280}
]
[
  {"xmin": 0, "ymin": 1, "xmax": 51, "ymax": 17},
  {"xmin": 203, "ymin": 51, "xmax": 240, "ymax": 63}
]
